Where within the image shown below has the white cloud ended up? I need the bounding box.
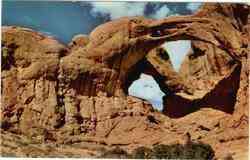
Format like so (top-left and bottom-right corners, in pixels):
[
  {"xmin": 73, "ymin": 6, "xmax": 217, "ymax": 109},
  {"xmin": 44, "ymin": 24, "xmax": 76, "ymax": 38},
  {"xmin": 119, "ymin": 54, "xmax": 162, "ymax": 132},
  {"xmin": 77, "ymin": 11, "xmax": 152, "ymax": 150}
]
[
  {"xmin": 150, "ymin": 5, "xmax": 170, "ymax": 19},
  {"xmin": 89, "ymin": 2, "xmax": 147, "ymax": 20},
  {"xmin": 89, "ymin": 2, "xmax": 173, "ymax": 20},
  {"xmin": 163, "ymin": 40, "xmax": 191, "ymax": 71},
  {"xmin": 128, "ymin": 73, "xmax": 165, "ymax": 110},
  {"xmin": 186, "ymin": 3, "xmax": 202, "ymax": 12}
]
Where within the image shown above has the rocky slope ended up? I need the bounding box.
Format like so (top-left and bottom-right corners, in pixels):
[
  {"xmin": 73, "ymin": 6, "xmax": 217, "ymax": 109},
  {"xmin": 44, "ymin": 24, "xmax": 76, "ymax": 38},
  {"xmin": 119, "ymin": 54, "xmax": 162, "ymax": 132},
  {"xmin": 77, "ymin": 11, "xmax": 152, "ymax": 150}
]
[{"xmin": 1, "ymin": 3, "xmax": 249, "ymax": 159}]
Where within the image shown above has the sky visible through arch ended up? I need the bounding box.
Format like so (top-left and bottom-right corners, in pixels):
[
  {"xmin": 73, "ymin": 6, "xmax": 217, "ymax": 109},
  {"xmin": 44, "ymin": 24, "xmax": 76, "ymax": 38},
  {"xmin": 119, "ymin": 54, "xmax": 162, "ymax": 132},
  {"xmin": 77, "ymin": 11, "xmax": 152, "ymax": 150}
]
[{"xmin": 2, "ymin": 1, "xmax": 202, "ymax": 110}]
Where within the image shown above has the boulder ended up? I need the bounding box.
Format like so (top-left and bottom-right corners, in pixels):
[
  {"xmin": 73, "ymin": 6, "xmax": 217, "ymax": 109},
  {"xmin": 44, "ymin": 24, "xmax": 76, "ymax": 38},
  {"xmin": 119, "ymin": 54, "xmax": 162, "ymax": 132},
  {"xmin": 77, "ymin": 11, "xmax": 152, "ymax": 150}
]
[{"xmin": 68, "ymin": 34, "xmax": 89, "ymax": 51}]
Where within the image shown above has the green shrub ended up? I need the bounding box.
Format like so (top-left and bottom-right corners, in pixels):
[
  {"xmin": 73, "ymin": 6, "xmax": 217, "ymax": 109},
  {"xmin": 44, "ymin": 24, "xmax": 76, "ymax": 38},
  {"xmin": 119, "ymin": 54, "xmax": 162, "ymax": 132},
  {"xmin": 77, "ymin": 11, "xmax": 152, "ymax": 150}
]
[
  {"xmin": 100, "ymin": 147, "xmax": 131, "ymax": 159},
  {"xmin": 99, "ymin": 142, "xmax": 215, "ymax": 159},
  {"xmin": 151, "ymin": 144, "xmax": 184, "ymax": 159},
  {"xmin": 132, "ymin": 146, "xmax": 152, "ymax": 159},
  {"xmin": 130, "ymin": 142, "xmax": 214, "ymax": 159},
  {"xmin": 182, "ymin": 142, "xmax": 215, "ymax": 160}
]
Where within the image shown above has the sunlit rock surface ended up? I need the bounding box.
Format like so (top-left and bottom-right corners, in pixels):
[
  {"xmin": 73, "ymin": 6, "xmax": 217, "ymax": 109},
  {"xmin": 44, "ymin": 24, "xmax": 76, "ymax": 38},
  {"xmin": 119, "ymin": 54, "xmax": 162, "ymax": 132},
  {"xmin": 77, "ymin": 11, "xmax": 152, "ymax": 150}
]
[{"xmin": 1, "ymin": 3, "xmax": 249, "ymax": 159}]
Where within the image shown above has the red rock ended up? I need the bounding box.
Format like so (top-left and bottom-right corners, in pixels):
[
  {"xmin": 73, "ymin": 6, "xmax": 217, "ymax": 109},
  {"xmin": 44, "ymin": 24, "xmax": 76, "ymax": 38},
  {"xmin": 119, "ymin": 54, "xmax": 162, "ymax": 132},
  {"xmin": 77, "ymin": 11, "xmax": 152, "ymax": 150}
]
[{"xmin": 1, "ymin": 3, "xmax": 249, "ymax": 159}]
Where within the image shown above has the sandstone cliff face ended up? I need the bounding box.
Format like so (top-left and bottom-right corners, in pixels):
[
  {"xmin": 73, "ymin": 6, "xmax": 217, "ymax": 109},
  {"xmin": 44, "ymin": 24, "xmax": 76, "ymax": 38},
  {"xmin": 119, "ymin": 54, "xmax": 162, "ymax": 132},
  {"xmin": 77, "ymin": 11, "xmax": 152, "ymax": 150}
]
[
  {"xmin": 1, "ymin": 3, "xmax": 249, "ymax": 159},
  {"xmin": 1, "ymin": 26, "xmax": 67, "ymax": 135},
  {"xmin": 177, "ymin": 3, "xmax": 249, "ymax": 124},
  {"xmin": 148, "ymin": 3, "xmax": 249, "ymax": 119}
]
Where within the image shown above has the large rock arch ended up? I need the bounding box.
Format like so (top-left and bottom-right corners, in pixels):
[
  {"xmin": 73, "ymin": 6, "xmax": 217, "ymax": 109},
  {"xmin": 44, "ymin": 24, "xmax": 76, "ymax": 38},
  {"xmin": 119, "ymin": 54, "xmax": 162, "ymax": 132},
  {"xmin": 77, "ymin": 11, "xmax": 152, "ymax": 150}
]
[{"xmin": 82, "ymin": 3, "xmax": 248, "ymax": 117}]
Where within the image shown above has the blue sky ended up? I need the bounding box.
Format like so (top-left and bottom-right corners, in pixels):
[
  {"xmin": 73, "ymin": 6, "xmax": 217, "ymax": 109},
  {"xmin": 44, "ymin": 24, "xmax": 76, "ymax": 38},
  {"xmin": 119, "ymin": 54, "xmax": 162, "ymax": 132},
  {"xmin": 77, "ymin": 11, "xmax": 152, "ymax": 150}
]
[
  {"xmin": 2, "ymin": 1, "xmax": 202, "ymax": 110},
  {"xmin": 129, "ymin": 74, "xmax": 165, "ymax": 109},
  {"xmin": 2, "ymin": 1, "xmax": 201, "ymax": 43}
]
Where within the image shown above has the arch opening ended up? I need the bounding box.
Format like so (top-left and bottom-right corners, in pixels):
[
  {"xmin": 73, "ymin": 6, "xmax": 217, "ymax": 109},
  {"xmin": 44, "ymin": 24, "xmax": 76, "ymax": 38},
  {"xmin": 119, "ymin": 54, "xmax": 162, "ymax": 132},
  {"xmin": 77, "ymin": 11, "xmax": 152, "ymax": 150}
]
[
  {"xmin": 124, "ymin": 40, "xmax": 192, "ymax": 111},
  {"xmin": 128, "ymin": 73, "xmax": 165, "ymax": 111},
  {"xmin": 123, "ymin": 37, "xmax": 240, "ymax": 117},
  {"xmin": 162, "ymin": 40, "xmax": 191, "ymax": 71}
]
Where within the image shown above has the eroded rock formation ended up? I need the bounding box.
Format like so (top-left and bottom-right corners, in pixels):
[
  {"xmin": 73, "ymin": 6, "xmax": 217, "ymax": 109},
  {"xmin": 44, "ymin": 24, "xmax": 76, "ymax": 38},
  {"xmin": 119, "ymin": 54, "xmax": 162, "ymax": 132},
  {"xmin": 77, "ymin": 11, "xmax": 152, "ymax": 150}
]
[{"xmin": 1, "ymin": 3, "xmax": 249, "ymax": 159}]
